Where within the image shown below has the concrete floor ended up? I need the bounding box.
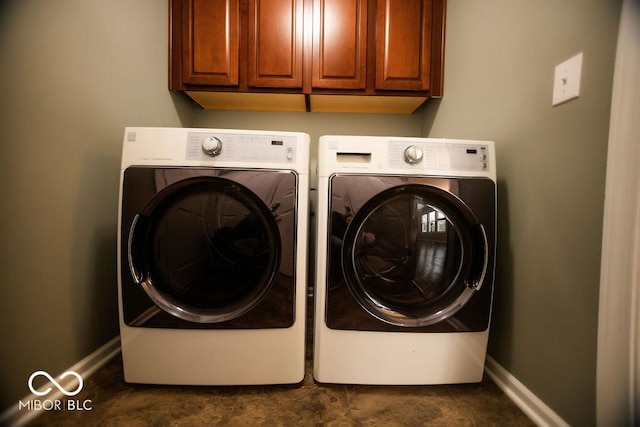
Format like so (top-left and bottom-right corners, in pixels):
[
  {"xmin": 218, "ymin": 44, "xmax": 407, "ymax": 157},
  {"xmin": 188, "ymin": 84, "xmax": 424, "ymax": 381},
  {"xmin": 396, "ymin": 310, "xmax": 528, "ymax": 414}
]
[{"xmin": 28, "ymin": 354, "xmax": 534, "ymax": 426}]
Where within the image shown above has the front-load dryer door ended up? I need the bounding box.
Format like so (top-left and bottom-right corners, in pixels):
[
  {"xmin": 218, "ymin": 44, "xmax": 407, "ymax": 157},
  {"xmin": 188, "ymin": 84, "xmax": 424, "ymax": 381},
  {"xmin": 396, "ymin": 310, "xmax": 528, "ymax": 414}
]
[
  {"xmin": 120, "ymin": 167, "xmax": 297, "ymax": 329},
  {"xmin": 326, "ymin": 175, "xmax": 495, "ymax": 332}
]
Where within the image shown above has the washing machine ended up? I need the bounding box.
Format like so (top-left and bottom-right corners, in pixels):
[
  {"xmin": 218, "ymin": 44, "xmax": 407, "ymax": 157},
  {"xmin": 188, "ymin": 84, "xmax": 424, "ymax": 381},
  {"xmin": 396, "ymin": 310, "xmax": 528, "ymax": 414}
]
[
  {"xmin": 314, "ymin": 135, "xmax": 496, "ymax": 384},
  {"xmin": 117, "ymin": 127, "xmax": 309, "ymax": 385}
]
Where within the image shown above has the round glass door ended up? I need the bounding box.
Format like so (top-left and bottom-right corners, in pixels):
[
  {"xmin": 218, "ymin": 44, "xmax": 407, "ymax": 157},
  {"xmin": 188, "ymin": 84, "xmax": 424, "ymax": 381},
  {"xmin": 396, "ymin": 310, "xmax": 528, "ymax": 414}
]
[
  {"xmin": 128, "ymin": 176, "xmax": 281, "ymax": 323},
  {"xmin": 342, "ymin": 184, "xmax": 487, "ymax": 327}
]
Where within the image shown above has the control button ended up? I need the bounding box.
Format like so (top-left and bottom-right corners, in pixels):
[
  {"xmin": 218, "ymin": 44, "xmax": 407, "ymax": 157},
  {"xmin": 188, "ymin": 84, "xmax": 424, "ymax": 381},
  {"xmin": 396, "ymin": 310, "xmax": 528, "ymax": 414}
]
[
  {"xmin": 202, "ymin": 136, "xmax": 223, "ymax": 157},
  {"xmin": 481, "ymin": 162, "xmax": 488, "ymax": 169},
  {"xmin": 404, "ymin": 145, "xmax": 424, "ymax": 164},
  {"xmin": 287, "ymin": 153, "xmax": 294, "ymax": 160}
]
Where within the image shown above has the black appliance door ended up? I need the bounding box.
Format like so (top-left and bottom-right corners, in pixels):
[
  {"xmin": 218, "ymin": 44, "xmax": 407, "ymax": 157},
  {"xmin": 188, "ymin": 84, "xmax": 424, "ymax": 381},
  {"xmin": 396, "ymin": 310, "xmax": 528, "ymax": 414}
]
[
  {"xmin": 327, "ymin": 175, "xmax": 495, "ymax": 332},
  {"xmin": 121, "ymin": 167, "xmax": 297, "ymax": 328}
]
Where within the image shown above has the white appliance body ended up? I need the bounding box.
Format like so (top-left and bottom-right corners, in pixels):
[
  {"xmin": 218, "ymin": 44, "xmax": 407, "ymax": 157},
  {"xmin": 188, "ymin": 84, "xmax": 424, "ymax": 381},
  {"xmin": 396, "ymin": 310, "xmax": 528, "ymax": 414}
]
[
  {"xmin": 117, "ymin": 127, "xmax": 309, "ymax": 385},
  {"xmin": 314, "ymin": 135, "xmax": 496, "ymax": 385}
]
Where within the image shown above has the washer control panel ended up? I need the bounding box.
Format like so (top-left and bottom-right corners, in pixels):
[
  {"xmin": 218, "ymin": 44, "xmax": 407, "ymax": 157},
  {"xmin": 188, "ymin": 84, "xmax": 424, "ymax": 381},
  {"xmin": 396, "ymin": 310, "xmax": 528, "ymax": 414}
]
[
  {"xmin": 186, "ymin": 132, "xmax": 297, "ymax": 163},
  {"xmin": 389, "ymin": 140, "xmax": 490, "ymax": 172}
]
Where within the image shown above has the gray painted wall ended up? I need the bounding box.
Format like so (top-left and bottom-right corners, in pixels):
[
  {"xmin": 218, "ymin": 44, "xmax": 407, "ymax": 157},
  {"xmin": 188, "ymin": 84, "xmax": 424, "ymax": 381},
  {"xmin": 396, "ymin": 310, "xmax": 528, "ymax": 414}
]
[
  {"xmin": 0, "ymin": 0, "xmax": 623, "ymax": 425},
  {"xmin": 0, "ymin": 0, "xmax": 193, "ymax": 410},
  {"xmin": 421, "ymin": 1, "xmax": 621, "ymax": 425}
]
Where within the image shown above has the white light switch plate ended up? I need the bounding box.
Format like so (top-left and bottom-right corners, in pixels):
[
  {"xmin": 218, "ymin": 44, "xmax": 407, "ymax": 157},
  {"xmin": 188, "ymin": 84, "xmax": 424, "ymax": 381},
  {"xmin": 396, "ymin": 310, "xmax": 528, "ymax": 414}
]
[{"xmin": 552, "ymin": 52, "xmax": 583, "ymax": 106}]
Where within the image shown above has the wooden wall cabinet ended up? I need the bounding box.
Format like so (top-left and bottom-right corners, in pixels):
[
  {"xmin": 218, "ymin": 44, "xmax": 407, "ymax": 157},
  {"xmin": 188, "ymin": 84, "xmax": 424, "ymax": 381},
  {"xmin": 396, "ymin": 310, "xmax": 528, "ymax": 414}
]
[
  {"xmin": 170, "ymin": 0, "xmax": 445, "ymax": 113},
  {"xmin": 179, "ymin": 0, "xmax": 240, "ymax": 87},
  {"xmin": 376, "ymin": 0, "xmax": 434, "ymax": 91},
  {"xmin": 248, "ymin": 0, "xmax": 304, "ymax": 88},
  {"xmin": 312, "ymin": 0, "xmax": 368, "ymax": 90}
]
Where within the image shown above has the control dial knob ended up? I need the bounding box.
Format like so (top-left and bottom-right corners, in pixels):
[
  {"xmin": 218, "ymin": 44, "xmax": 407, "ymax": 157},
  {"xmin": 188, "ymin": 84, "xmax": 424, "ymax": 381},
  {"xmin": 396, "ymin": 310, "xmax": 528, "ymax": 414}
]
[
  {"xmin": 202, "ymin": 136, "xmax": 223, "ymax": 157},
  {"xmin": 404, "ymin": 145, "xmax": 424, "ymax": 164}
]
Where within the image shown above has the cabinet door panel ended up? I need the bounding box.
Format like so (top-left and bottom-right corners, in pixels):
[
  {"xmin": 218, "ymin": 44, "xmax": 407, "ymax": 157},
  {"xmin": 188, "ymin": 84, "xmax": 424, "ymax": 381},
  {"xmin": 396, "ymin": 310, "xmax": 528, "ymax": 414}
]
[
  {"xmin": 376, "ymin": 0, "xmax": 431, "ymax": 91},
  {"xmin": 312, "ymin": 0, "xmax": 367, "ymax": 89},
  {"xmin": 248, "ymin": 0, "xmax": 304, "ymax": 88},
  {"xmin": 182, "ymin": 0, "xmax": 240, "ymax": 86}
]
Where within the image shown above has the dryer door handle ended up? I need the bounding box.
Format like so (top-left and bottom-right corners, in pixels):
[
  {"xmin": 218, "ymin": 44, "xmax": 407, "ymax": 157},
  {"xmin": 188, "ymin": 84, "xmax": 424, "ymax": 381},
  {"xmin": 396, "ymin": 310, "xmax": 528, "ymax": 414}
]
[
  {"xmin": 128, "ymin": 214, "xmax": 149, "ymax": 284},
  {"xmin": 465, "ymin": 224, "xmax": 488, "ymax": 291}
]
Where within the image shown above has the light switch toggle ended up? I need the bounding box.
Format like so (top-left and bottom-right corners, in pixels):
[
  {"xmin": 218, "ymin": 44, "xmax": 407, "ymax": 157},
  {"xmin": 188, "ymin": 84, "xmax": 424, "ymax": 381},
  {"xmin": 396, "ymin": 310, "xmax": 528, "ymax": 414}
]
[{"xmin": 552, "ymin": 52, "xmax": 583, "ymax": 107}]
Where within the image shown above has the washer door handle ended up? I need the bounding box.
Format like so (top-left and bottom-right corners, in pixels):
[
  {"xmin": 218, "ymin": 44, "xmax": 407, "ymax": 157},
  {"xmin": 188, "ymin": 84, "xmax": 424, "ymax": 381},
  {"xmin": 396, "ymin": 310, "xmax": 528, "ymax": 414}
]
[
  {"xmin": 128, "ymin": 214, "xmax": 149, "ymax": 284},
  {"xmin": 465, "ymin": 224, "xmax": 488, "ymax": 291}
]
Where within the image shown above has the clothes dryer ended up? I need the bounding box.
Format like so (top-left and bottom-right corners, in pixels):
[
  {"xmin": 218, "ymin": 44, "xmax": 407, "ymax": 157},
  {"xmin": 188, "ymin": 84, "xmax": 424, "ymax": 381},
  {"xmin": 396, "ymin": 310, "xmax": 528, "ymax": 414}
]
[
  {"xmin": 314, "ymin": 135, "xmax": 496, "ymax": 384},
  {"xmin": 117, "ymin": 127, "xmax": 309, "ymax": 385}
]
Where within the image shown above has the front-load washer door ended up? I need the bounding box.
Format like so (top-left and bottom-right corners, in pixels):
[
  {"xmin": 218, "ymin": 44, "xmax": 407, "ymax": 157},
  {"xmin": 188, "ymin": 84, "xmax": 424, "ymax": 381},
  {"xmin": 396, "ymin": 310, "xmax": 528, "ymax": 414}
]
[
  {"xmin": 326, "ymin": 175, "xmax": 495, "ymax": 332},
  {"xmin": 120, "ymin": 167, "xmax": 297, "ymax": 329}
]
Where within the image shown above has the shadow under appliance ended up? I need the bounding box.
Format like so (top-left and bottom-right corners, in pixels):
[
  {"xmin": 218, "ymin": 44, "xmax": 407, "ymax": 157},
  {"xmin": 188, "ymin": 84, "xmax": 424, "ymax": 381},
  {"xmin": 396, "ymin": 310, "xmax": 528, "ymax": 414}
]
[
  {"xmin": 118, "ymin": 127, "xmax": 309, "ymax": 385},
  {"xmin": 314, "ymin": 135, "xmax": 496, "ymax": 384}
]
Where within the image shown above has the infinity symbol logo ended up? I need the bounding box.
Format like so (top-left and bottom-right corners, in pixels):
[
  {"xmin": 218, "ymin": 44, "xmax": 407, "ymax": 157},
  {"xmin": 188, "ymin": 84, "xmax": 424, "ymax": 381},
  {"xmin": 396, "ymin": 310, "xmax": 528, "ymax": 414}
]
[{"xmin": 28, "ymin": 371, "xmax": 83, "ymax": 397}]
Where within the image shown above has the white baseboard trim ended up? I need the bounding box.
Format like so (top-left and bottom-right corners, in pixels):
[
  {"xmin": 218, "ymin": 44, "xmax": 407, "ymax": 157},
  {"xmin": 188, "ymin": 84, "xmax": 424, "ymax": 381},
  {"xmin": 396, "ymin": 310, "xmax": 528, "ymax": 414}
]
[
  {"xmin": 0, "ymin": 336, "xmax": 122, "ymax": 427},
  {"xmin": 485, "ymin": 355, "xmax": 570, "ymax": 427}
]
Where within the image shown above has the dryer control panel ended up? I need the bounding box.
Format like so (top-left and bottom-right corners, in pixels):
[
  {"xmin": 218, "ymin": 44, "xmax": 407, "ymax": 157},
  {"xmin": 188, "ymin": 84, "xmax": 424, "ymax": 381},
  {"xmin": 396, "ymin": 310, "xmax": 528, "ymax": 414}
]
[
  {"xmin": 186, "ymin": 132, "xmax": 298, "ymax": 164},
  {"xmin": 121, "ymin": 127, "xmax": 310, "ymax": 174}
]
